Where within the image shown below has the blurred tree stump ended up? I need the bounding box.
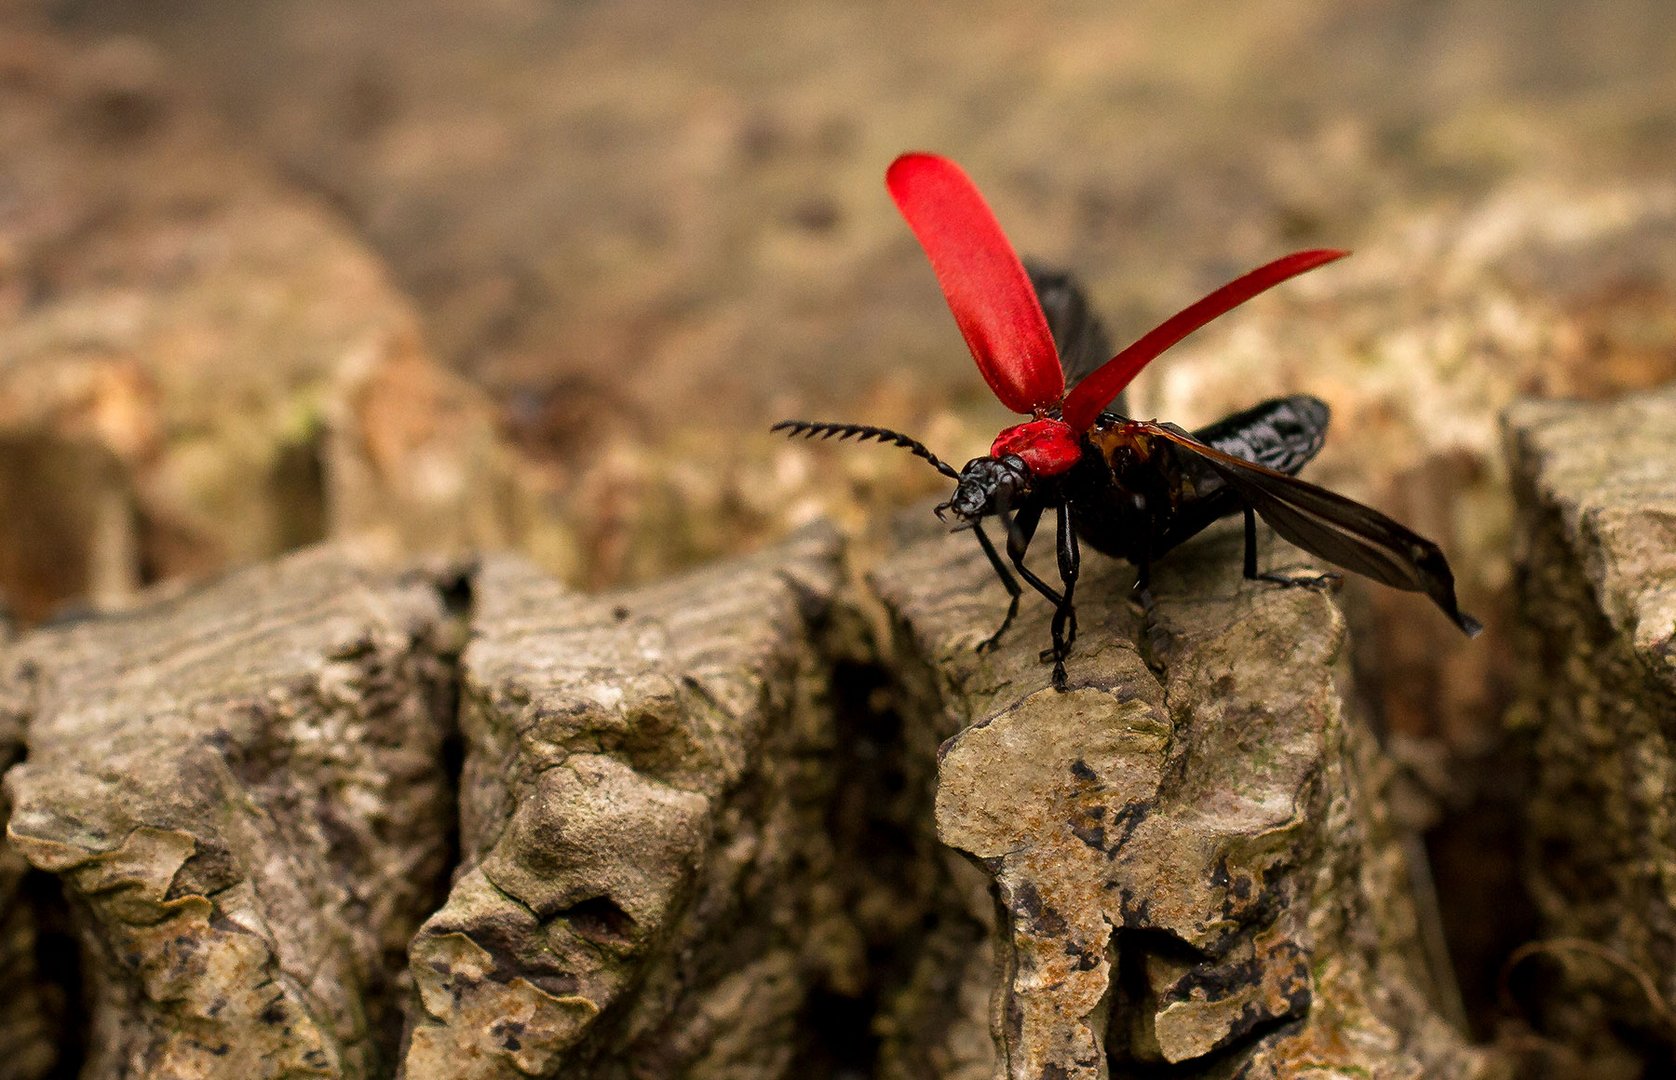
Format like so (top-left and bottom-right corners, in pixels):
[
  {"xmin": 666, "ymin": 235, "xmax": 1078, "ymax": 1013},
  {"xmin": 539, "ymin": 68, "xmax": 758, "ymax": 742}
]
[
  {"xmin": 0, "ymin": 30, "xmax": 514, "ymax": 625},
  {"xmin": 1505, "ymin": 385, "xmax": 1676, "ymax": 1077}
]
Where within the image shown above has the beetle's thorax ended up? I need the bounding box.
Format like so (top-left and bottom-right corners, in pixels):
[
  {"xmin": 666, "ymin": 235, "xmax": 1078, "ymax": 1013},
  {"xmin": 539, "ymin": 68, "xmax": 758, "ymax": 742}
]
[
  {"xmin": 990, "ymin": 417, "xmax": 1080, "ymax": 476},
  {"xmin": 1083, "ymin": 417, "xmax": 1156, "ymax": 467},
  {"xmin": 935, "ymin": 418, "xmax": 1082, "ymax": 523}
]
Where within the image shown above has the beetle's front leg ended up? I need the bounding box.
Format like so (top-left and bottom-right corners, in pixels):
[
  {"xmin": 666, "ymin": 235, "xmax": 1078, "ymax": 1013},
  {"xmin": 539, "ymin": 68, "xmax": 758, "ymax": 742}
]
[
  {"xmin": 974, "ymin": 500, "xmax": 1058, "ymax": 652},
  {"xmin": 971, "ymin": 521, "xmax": 1022, "ymax": 653},
  {"xmin": 1004, "ymin": 502, "xmax": 1061, "ymax": 607}
]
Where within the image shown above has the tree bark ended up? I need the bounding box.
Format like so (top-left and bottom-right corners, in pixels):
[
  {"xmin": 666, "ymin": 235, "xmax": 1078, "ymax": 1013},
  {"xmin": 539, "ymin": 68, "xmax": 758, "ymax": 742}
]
[
  {"xmin": 2, "ymin": 551, "xmax": 461, "ymax": 1076},
  {"xmin": 402, "ymin": 530, "xmax": 849, "ymax": 1077},
  {"xmin": 0, "ymin": 516, "xmax": 1501, "ymax": 1078},
  {"xmin": 1505, "ymin": 384, "xmax": 1676, "ymax": 1076},
  {"xmin": 871, "ymin": 518, "xmax": 1494, "ymax": 1079}
]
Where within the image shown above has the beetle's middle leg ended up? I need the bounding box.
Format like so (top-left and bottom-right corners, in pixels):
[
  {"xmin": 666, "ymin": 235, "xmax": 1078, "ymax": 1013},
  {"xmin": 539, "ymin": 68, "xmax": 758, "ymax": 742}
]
[
  {"xmin": 1242, "ymin": 505, "xmax": 1340, "ymax": 590},
  {"xmin": 1041, "ymin": 501, "xmax": 1081, "ymax": 690}
]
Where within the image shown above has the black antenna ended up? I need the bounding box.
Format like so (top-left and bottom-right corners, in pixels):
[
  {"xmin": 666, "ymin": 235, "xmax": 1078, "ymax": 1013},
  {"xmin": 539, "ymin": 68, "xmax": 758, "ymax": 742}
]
[{"xmin": 771, "ymin": 420, "xmax": 960, "ymax": 479}]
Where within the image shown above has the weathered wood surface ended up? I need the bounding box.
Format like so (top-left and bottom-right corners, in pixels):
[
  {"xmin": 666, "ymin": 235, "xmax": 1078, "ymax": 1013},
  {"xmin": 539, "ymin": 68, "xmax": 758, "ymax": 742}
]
[
  {"xmin": 1505, "ymin": 385, "xmax": 1676, "ymax": 1077},
  {"xmin": 0, "ymin": 610, "xmax": 58, "ymax": 1078},
  {"xmin": 0, "ymin": 519, "xmax": 1504, "ymax": 1077},
  {"xmin": 873, "ymin": 520, "xmax": 1493, "ymax": 1079},
  {"xmin": 2, "ymin": 552, "xmax": 460, "ymax": 1076},
  {"xmin": 404, "ymin": 530, "xmax": 847, "ymax": 1077}
]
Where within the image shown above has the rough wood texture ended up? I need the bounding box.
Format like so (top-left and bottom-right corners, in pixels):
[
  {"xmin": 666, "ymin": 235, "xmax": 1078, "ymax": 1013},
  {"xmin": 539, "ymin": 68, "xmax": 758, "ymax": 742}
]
[
  {"xmin": 0, "ymin": 613, "xmax": 59, "ymax": 1079},
  {"xmin": 864, "ymin": 519, "xmax": 1494, "ymax": 1073},
  {"xmin": 1505, "ymin": 385, "xmax": 1676, "ymax": 1077},
  {"xmin": 870, "ymin": 517, "xmax": 1497, "ymax": 1079},
  {"xmin": 1, "ymin": 551, "xmax": 460, "ymax": 1077},
  {"xmin": 402, "ymin": 527, "xmax": 847, "ymax": 1077},
  {"xmin": 0, "ymin": 519, "xmax": 1509, "ymax": 1077}
]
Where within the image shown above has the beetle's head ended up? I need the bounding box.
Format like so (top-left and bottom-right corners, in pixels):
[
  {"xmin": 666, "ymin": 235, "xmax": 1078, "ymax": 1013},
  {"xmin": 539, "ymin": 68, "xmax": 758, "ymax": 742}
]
[{"xmin": 937, "ymin": 454, "xmax": 1030, "ymax": 523}]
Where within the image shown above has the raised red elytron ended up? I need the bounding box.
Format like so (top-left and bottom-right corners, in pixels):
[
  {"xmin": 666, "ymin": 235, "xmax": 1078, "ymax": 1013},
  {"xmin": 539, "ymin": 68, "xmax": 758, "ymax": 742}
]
[{"xmin": 775, "ymin": 152, "xmax": 1480, "ymax": 689}]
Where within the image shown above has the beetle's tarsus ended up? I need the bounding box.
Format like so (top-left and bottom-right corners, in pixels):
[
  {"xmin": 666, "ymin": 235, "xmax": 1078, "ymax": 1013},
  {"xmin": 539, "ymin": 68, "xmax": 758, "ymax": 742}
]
[
  {"xmin": 976, "ymin": 623, "xmax": 1009, "ymax": 653},
  {"xmin": 1256, "ymin": 570, "xmax": 1342, "ymax": 591}
]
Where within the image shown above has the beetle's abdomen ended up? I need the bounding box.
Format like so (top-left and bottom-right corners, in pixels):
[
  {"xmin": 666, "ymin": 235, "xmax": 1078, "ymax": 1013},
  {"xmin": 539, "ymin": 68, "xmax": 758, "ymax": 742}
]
[{"xmin": 1068, "ymin": 399, "xmax": 1331, "ymax": 565}]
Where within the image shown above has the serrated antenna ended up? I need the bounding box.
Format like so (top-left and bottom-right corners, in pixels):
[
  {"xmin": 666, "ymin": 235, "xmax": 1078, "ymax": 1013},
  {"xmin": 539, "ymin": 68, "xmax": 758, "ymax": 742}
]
[{"xmin": 771, "ymin": 420, "xmax": 961, "ymax": 479}]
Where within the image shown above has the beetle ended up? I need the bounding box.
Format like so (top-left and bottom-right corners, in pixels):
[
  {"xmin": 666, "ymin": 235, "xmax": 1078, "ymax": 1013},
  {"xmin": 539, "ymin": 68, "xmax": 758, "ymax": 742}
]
[{"xmin": 775, "ymin": 152, "xmax": 1480, "ymax": 689}]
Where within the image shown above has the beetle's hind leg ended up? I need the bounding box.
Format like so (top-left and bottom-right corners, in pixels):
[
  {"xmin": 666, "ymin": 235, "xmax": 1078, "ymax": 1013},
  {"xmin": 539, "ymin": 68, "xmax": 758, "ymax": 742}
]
[{"xmin": 1243, "ymin": 505, "xmax": 1341, "ymax": 590}]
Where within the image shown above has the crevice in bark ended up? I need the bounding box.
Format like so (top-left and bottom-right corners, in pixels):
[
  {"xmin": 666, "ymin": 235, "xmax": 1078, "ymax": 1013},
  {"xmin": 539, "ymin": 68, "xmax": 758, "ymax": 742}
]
[
  {"xmin": 797, "ymin": 984, "xmax": 880, "ymax": 1080},
  {"xmin": 24, "ymin": 868, "xmax": 85, "ymax": 1080},
  {"xmin": 425, "ymin": 560, "xmax": 474, "ymax": 917},
  {"xmin": 1110, "ymin": 1015, "xmax": 1307, "ymax": 1079},
  {"xmin": 1106, "ymin": 924, "xmax": 1309, "ymax": 1077},
  {"xmin": 1105, "ymin": 927, "xmax": 1211, "ymax": 1071},
  {"xmin": 271, "ymin": 432, "xmax": 329, "ymax": 555},
  {"xmin": 790, "ymin": 646, "xmax": 899, "ymax": 1078}
]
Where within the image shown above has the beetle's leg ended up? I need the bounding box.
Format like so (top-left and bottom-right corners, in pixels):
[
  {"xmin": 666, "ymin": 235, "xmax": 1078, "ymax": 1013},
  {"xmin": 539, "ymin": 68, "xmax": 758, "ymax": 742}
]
[
  {"xmin": 1004, "ymin": 502, "xmax": 1062, "ymax": 607},
  {"xmin": 1042, "ymin": 502, "xmax": 1081, "ymax": 690},
  {"xmin": 1040, "ymin": 503, "xmax": 1080, "ymax": 659},
  {"xmin": 971, "ymin": 521, "xmax": 1022, "ymax": 653},
  {"xmin": 1243, "ymin": 503, "xmax": 1340, "ymax": 590},
  {"xmin": 1130, "ymin": 492, "xmax": 1155, "ymax": 608},
  {"xmin": 1243, "ymin": 504, "xmax": 1260, "ymax": 579},
  {"xmin": 1058, "ymin": 513, "xmax": 1080, "ymax": 655}
]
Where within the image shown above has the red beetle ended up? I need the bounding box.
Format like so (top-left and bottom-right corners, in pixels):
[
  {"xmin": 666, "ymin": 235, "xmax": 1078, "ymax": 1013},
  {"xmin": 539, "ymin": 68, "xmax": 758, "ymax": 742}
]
[{"xmin": 777, "ymin": 153, "xmax": 1478, "ymax": 689}]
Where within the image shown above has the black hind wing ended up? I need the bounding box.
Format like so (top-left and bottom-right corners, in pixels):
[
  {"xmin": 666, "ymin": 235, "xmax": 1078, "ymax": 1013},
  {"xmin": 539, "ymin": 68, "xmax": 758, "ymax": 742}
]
[
  {"xmin": 1191, "ymin": 395, "xmax": 1330, "ymax": 477},
  {"xmin": 1144, "ymin": 421, "xmax": 1481, "ymax": 636},
  {"xmin": 1025, "ymin": 262, "xmax": 1122, "ymax": 415}
]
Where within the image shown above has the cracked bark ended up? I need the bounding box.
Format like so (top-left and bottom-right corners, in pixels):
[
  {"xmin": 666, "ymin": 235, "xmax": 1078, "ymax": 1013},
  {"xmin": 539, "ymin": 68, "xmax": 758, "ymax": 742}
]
[
  {"xmin": 0, "ymin": 519, "xmax": 1496, "ymax": 1077},
  {"xmin": 1, "ymin": 551, "xmax": 461, "ymax": 1077},
  {"xmin": 1505, "ymin": 385, "xmax": 1676, "ymax": 1077},
  {"xmin": 402, "ymin": 527, "xmax": 850, "ymax": 1077},
  {"xmin": 0, "ymin": 611, "xmax": 60, "ymax": 1078},
  {"xmin": 872, "ymin": 516, "xmax": 1495, "ymax": 1079}
]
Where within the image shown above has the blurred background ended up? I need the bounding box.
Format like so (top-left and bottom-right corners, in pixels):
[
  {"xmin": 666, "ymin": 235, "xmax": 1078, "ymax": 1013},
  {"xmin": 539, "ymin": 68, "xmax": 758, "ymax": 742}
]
[{"xmin": 4, "ymin": 0, "xmax": 1676, "ymax": 1056}]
